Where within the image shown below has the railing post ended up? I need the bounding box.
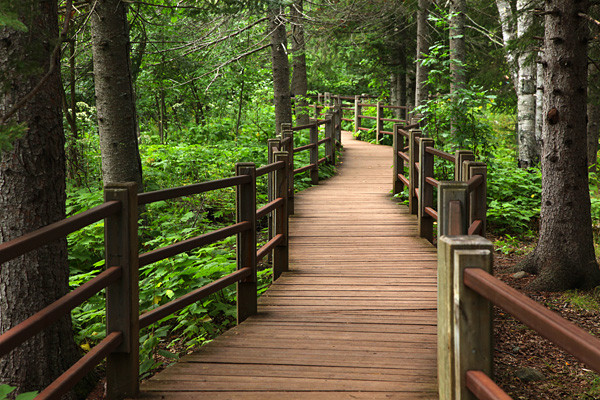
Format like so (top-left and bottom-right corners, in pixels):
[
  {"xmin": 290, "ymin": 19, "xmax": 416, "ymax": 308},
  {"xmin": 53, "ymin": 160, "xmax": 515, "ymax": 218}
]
[
  {"xmin": 438, "ymin": 182, "xmax": 468, "ymax": 237},
  {"xmin": 104, "ymin": 182, "xmax": 139, "ymax": 399},
  {"xmin": 437, "ymin": 236, "xmax": 493, "ymax": 400},
  {"xmin": 463, "ymin": 161, "xmax": 487, "ymax": 236},
  {"xmin": 273, "ymin": 151, "xmax": 289, "ymax": 280},
  {"xmin": 281, "ymin": 123, "xmax": 294, "ymax": 215},
  {"xmin": 316, "ymin": 93, "xmax": 322, "ymax": 119},
  {"xmin": 453, "ymin": 247, "xmax": 494, "ymax": 400},
  {"xmin": 268, "ymin": 137, "xmax": 281, "ymax": 246},
  {"xmin": 418, "ymin": 137, "xmax": 435, "ymax": 242},
  {"xmin": 454, "ymin": 150, "xmax": 474, "ymax": 181},
  {"xmin": 324, "ymin": 91, "xmax": 331, "ymax": 107},
  {"xmin": 335, "ymin": 103, "xmax": 342, "ymax": 146},
  {"xmin": 309, "ymin": 119, "xmax": 319, "ymax": 185},
  {"xmin": 392, "ymin": 123, "xmax": 404, "ymax": 195},
  {"xmin": 408, "ymin": 129, "xmax": 422, "ymax": 215},
  {"xmin": 354, "ymin": 95, "xmax": 361, "ymax": 135},
  {"xmin": 325, "ymin": 112, "xmax": 335, "ymax": 165},
  {"xmin": 376, "ymin": 101, "xmax": 384, "ymax": 143},
  {"xmin": 236, "ymin": 163, "xmax": 257, "ymax": 324}
]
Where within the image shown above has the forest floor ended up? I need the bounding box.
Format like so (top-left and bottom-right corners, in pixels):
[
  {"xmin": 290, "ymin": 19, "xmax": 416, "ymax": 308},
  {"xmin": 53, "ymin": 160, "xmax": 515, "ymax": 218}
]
[{"xmin": 492, "ymin": 237, "xmax": 600, "ymax": 399}]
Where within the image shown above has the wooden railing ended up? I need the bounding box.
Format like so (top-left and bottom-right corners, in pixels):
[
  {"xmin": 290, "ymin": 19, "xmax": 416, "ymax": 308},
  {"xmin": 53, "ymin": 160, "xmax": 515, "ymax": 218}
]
[
  {"xmin": 308, "ymin": 92, "xmax": 409, "ymax": 143},
  {"xmin": 391, "ymin": 123, "xmax": 487, "ymax": 243},
  {"xmin": 0, "ymin": 114, "xmax": 342, "ymax": 399},
  {"xmin": 438, "ymin": 236, "xmax": 600, "ymax": 400}
]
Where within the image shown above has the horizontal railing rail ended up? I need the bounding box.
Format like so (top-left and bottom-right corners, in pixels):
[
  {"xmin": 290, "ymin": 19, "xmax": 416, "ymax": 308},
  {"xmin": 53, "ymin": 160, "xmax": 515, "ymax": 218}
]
[{"xmin": 0, "ymin": 201, "xmax": 121, "ymax": 264}]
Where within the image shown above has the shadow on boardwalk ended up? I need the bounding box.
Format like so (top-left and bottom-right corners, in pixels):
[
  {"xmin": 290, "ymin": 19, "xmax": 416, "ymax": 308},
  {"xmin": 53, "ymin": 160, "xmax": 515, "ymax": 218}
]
[{"xmin": 139, "ymin": 132, "xmax": 439, "ymax": 399}]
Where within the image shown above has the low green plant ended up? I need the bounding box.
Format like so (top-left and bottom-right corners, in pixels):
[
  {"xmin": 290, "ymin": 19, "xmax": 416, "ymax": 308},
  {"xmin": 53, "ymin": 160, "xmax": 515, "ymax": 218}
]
[
  {"xmin": 0, "ymin": 385, "xmax": 37, "ymax": 400},
  {"xmin": 561, "ymin": 288, "xmax": 600, "ymax": 313}
]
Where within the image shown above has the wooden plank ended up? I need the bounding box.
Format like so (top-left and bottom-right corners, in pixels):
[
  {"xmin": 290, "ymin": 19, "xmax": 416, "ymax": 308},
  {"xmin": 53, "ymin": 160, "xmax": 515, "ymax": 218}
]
[{"xmin": 138, "ymin": 391, "xmax": 437, "ymax": 399}]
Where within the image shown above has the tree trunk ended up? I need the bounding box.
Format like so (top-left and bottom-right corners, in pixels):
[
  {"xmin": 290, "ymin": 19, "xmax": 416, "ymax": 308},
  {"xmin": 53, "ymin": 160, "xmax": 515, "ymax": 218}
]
[
  {"xmin": 414, "ymin": 0, "xmax": 430, "ymax": 107},
  {"xmin": 269, "ymin": 6, "xmax": 292, "ymax": 135},
  {"xmin": 0, "ymin": 0, "xmax": 82, "ymax": 393},
  {"xmin": 588, "ymin": 101, "xmax": 600, "ymax": 172},
  {"xmin": 91, "ymin": 0, "xmax": 143, "ymax": 189},
  {"xmin": 291, "ymin": 0, "xmax": 309, "ymax": 127},
  {"xmin": 495, "ymin": 0, "xmax": 518, "ymax": 91},
  {"xmin": 535, "ymin": 58, "xmax": 544, "ymax": 152},
  {"xmin": 521, "ymin": 0, "xmax": 600, "ymax": 291},
  {"xmin": 516, "ymin": 0, "xmax": 539, "ymax": 168},
  {"xmin": 449, "ymin": 0, "xmax": 466, "ymax": 135}
]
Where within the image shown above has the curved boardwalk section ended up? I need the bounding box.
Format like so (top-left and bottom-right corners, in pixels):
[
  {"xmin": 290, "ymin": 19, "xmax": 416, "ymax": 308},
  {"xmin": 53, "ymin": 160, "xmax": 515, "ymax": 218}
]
[{"xmin": 139, "ymin": 132, "xmax": 438, "ymax": 399}]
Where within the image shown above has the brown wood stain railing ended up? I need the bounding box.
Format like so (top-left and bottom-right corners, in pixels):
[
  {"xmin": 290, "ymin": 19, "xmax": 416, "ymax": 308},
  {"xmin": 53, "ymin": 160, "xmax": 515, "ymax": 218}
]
[{"xmin": 0, "ymin": 111, "xmax": 342, "ymax": 399}]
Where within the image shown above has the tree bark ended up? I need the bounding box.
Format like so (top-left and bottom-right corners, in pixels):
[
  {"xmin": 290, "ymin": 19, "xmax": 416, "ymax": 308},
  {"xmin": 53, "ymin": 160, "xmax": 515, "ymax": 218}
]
[
  {"xmin": 91, "ymin": 0, "xmax": 143, "ymax": 189},
  {"xmin": 414, "ymin": 0, "xmax": 430, "ymax": 107},
  {"xmin": 535, "ymin": 58, "xmax": 544, "ymax": 151},
  {"xmin": 291, "ymin": 0, "xmax": 309, "ymax": 127},
  {"xmin": 0, "ymin": 0, "xmax": 82, "ymax": 393},
  {"xmin": 521, "ymin": 0, "xmax": 600, "ymax": 291},
  {"xmin": 516, "ymin": 0, "xmax": 539, "ymax": 168},
  {"xmin": 449, "ymin": 0, "xmax": 466, "ymax": 135},
  {"xmin": 269, "ymin": 6, "xmax": 293, "ymax": 135},
  {"xmin": 495, "ymin": 0, "xmax": 518, "ymax": 91},
  {"xmin": 588, "ymin": 60, "xmax": 600, "ymax": 172}
]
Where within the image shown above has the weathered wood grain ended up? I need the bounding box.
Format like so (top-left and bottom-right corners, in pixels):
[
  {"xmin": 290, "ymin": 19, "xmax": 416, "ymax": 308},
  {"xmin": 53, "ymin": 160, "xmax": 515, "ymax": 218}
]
[{"xmin": 138, "ymin": 132, "xmax": 438, "ymax": 399}]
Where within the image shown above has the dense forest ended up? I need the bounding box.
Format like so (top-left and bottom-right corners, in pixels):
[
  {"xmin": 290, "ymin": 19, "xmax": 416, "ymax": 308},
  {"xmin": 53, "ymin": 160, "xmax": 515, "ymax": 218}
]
[{"xmin": 2, "ymin": 0, "xmax": 600, "ymax": 397}]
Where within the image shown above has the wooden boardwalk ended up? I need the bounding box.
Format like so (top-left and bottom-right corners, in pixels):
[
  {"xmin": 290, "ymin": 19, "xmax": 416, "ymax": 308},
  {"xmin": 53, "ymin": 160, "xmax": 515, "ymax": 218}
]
[{"xmin": 139, "ymin": 132, "xmax": 439, "ymax": 399}]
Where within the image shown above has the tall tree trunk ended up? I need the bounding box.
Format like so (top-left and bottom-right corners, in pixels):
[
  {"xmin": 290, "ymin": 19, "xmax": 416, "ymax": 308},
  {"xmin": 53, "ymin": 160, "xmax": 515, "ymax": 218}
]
[
  {"xmin": 516, "ymin": 0, "xmax": 539, "ymax": 168},
  {"xmin": 0, "ymin": 0, "xmax": 82, "ymax": 393},
  {"xmin": 521, "ymin": 0, "xmax": 600, "ymax": 291},
  {"xmin": 414, "ymin": 0, "xmax": 430, "ymax": 107},
  {"xmin": 588, "ymin": 63, "xmax": 600, "ymax": 172},
  {"xmin": 495, "ymin": 0, "xmax": 518, "ymax": 91},
  {"xmin": 291, "ymin": 0, "xmax": 309, "ymax": 127},
  {"xmin": 91, "ymin": 0, "xmax": 143, "ymax": 189},
  {"xmin": 269, "ymin": 6, "xmax": 292, "ymax": 135},
  {"xmin": 449, "ymin": 0, "xmax": 466, "ymax": 135},
  {"xmin": 535, "ymin": 58, "xmax": 544, "ymax": 151}
]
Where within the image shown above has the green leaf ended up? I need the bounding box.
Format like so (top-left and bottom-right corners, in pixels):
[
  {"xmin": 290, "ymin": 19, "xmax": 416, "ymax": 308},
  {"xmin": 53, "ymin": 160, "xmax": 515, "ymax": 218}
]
[
  {"xmin": 15, "ymin": 392, "xmax": 38, "ymax": 400},
  {"xmin": 0, "ymin": 13, "xmax": 28, "ymax": 32},
  {"xmin": 0, "ymin": 385, "xmax": 16, "ymax": 400},
  {"xmin": 157, "ymin": 349, "xmax": 179, "ymax": 360}
]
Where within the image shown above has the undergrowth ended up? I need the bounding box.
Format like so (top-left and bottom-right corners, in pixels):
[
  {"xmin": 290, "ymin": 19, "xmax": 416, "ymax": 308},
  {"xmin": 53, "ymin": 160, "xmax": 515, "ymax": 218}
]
[{"xmin": 66, "ymin": 123, "xmax": 337, "ymax": 378}]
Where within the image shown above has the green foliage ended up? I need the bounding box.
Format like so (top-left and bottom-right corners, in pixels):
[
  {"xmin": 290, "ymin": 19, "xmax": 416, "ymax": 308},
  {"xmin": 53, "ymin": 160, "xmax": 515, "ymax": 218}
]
[
  {"xmin": 0, "ymin": 2, "xmax": 28, "ymax": 32},
  {"xmin": 0, "ymin": 385, "xmax": 37, "ymax": 400},
  {"xmin": 414, "ymin": 8, "xmax": 496, "ymax": 159},
  {"xmin": 0, "ymin": 122, "xmax": 27, "ymax": 152},
  {"xmin": 487, "ymin": 147, "xmax": 541, "ymax": 234},
  {"xmin": 64, "ymin": 117, "xmax": 339, "ymax": 377},
  {"xmin": 561, "ymin": 288, "xmax": 600, "ymax": 314}
]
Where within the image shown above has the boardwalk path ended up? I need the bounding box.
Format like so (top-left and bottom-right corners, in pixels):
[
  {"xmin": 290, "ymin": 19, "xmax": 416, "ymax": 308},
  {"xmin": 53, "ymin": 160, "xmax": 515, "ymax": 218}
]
[{"xmin": 140, "ymin": 132, "xmax": 439, "ymax": 399}]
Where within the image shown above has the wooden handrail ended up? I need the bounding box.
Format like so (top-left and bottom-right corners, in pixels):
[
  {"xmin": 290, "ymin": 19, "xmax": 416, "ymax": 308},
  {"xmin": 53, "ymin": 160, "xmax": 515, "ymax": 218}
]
[
  {"xmin": 425, "ymin": 146, "xmax": 456, "ymax": 162},
  {"xmin": 0, "ymin": 200, "xmax": 121, "ymax": 264},
  {"xmin": 256, "ymin": 197, "xmax": 284, "ymax": 220},
  {"xmin": 138, "ymin": 175, "xmax": 251, "ymax": 205},
  {"xmin": 139, "ymin": 267, "xmax": 253, "ymax": 329},
  {"xmin": 464, "ymin": 267, "xmax": 600, "ymax": 374},
  {"xmin": 256, "ymin": 160, "xmax": 285, "ymax": 177},
  {"xmin": 38, "ymin": 331, "xmax": 123, "ymax": 400},
  {"xmin": 465, "ymin": 371, "xmax": 512, "ymax": 400},
  {"xmin": 256, "ymin": 233, "xmax": 284, "ymax": 262},
  {"xmin": 0, "ymin": 266, "xmax": 122, "ymax": 357},
  {"xmin": 138, "ymin": 221, "xmax": 251, "ymax": 267}
]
